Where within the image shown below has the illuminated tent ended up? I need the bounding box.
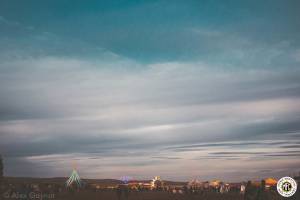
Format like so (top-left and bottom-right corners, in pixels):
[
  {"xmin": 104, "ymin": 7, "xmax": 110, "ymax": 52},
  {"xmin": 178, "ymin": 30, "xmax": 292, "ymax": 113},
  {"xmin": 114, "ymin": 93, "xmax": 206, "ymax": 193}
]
[
  {"xmin": 66, "ymin": 169, "xmax": 82, "ymax": 188},
  {"xmin": 209, "ymin": 180, "xmax": 222, "ymax": 187},
  {"xmin": 265, "ymin": 178, "xmax": 277, "ymax": 187},
  {"xmin": 120, "ymin": 176, "xmax": 132, "ymax": 184},
  {"xmin": 188, "ymin": 179, "xmax": 202, "ymax": 188}
]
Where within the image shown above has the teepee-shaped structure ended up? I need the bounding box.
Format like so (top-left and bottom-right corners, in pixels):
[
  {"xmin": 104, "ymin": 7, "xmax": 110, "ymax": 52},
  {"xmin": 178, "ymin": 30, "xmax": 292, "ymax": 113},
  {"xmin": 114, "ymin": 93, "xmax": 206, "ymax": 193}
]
[{"xmin": 66, "ymin": 169, "xmax": 82, "ymax": 188}]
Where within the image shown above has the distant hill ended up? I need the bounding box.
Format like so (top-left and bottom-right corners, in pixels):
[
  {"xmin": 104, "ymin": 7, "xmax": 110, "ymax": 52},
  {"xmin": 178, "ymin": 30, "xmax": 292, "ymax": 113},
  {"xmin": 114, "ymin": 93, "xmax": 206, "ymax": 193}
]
[{"xmin": 3, "ymin": 177, "xmax": 187, "ymax": 186}]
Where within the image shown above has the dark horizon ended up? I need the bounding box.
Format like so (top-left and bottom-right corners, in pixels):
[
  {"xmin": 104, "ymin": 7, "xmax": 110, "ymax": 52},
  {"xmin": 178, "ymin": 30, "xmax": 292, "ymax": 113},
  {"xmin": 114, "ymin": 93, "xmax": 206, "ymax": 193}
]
[{"xmin": 2, "ymin": 167, "xmax": 300, "ymax": 183}]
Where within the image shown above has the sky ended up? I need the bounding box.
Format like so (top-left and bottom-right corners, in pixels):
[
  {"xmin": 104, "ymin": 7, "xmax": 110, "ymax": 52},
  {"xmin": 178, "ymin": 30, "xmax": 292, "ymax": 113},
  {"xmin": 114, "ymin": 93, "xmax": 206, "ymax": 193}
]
[{"xmin": 0, "ymin": 0, "xmax": 300, "ymax": 182}]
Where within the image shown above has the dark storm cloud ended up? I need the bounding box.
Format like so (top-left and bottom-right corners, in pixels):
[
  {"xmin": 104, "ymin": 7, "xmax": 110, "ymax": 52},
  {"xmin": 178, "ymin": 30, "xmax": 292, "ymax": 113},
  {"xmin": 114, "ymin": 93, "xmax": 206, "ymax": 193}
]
[
  {"xmin": 264, "ymin": 154, "xmax": 300, "ymax": 157},
  {"xmin": 166, "ymin": 141, "xmax": 288, "ymax": 151},
  {"xmin": 208, "ymin": 151, "xmax": 300, "ymax": 159},
  {"xmin": 0, "ymin": 133, "xmax": 134, "ymax": 157},
  {"xmin": 280, "ymin": 145, "xmax": 300, "ymax": 149},
  {"xmin": 210, "ymin": 152, "xmax": 265, "ymax": 155},
  {"xmin": 3, "ymin": 156, "xmax": 59, "ymax": 177},
  {"xmin": 151, "ymin": 156, "xmax": 182, "ymax": 160},
  {"xmin": 229, "ymin": 118, "xmax": 300, "ymax": 140},
  {"xmin": 166, "ymin": 140, "xmax": 300, "ymax": 159}
]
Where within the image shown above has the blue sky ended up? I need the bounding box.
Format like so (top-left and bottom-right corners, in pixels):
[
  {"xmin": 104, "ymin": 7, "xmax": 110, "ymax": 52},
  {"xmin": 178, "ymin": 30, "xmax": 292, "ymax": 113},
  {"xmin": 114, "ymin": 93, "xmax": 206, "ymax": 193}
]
[
  {"xmin": 1, "ymin": 0, "xmax": 300, "ymax": 63},
  {"xmin": 0, "ymin": 0, "xmax": 300, "ymax": 181}
]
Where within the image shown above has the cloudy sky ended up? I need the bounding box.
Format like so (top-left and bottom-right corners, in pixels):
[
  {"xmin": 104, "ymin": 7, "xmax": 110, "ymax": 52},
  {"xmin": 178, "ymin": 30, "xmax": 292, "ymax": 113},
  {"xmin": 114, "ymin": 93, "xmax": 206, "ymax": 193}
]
[{"xmin": 0, "ymin": 0, "xmax": 300, "ymax": 182}]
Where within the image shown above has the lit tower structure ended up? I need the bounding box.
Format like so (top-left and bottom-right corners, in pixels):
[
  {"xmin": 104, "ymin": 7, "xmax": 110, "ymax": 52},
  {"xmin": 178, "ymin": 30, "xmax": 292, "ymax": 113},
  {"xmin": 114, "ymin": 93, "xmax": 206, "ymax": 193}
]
[
  {"xmin": 151, "ymin": 176, "xmax": 164, "ymax": 190},
  {"xmin": 66, "ymin": 163, "xmax": 82, "ymax": 188}
]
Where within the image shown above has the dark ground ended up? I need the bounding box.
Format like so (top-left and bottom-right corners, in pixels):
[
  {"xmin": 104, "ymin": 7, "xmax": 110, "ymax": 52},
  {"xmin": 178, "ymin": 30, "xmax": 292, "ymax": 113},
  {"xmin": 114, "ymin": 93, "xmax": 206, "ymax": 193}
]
[
  {"xmin": 2, "ymin": 190, "xmax": 294, "ymax": 200},
  {"xmin": 1, "ymin": 177, "xmax": 299, "ymax": 200},
  {"xmin": 57, "ymin": 190, "xmax": 245, "ymax": 200}
]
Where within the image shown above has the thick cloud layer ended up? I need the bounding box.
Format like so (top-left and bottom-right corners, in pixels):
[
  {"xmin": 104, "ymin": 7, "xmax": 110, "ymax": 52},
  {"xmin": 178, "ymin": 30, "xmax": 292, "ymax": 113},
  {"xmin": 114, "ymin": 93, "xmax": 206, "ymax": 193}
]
[
  {"xmin": 0, "ymin": 0, "xmax": 300, "ymax": 181},
  {"xmin": 1, "ymin": 56, "xmax": 300, "ymax": 181}
]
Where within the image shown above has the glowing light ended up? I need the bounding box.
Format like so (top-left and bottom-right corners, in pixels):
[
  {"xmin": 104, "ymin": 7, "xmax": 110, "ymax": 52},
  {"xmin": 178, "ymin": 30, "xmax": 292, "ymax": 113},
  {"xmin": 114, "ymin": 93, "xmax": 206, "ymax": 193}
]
[
  {"xmin": 66, "ymin": 169, "xmax": 82, "ymax": 187},
  {"xmin": 120, "ymin": 176, "xmax": 132, "ymax": 184}
]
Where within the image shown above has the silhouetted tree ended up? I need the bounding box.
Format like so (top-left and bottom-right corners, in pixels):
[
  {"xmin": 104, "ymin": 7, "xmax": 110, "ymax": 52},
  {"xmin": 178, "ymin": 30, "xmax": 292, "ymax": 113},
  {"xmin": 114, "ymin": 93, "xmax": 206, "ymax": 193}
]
[
  {"xmin": 255, "ymin": 180, "xmax": 267, "ymax": 200},
  {"xmin": 0, "ymin": 154, "xmax": 3, "ymax": 184},
  {"xmin": 244, "ymin": 181, "xmax": 257, "ymax": 200}
]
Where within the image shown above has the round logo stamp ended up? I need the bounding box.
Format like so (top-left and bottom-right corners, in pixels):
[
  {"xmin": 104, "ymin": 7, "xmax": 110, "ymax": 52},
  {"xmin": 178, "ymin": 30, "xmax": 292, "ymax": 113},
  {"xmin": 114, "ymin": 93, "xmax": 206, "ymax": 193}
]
[{"xmin": 277, "ymin": 176, "xmax": 297, "ymax": 197}]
